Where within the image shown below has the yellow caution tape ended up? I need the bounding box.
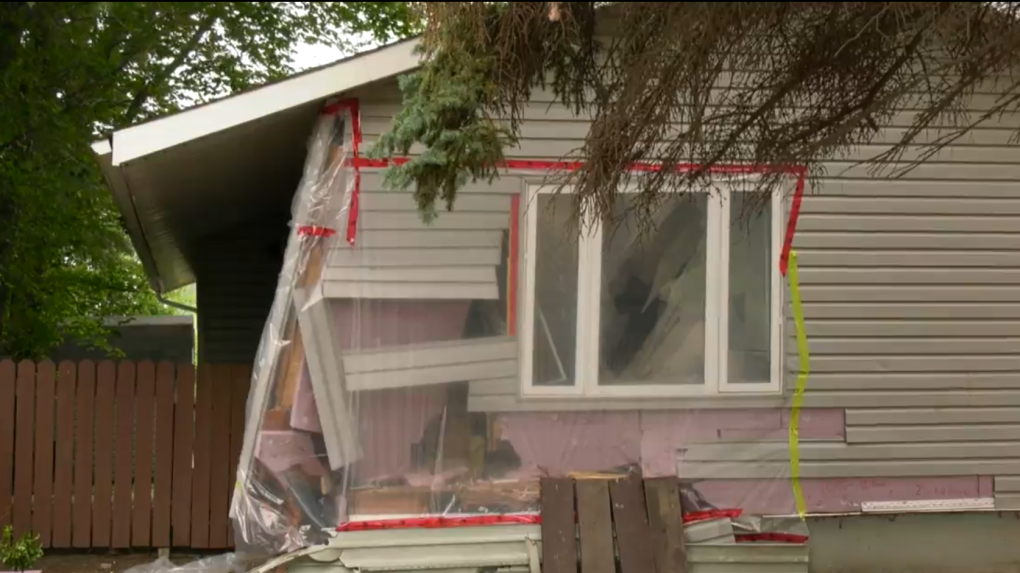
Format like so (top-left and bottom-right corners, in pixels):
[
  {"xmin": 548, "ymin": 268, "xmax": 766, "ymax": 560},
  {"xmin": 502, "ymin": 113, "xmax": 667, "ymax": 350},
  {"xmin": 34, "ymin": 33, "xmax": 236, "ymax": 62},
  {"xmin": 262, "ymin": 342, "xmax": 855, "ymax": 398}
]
[{"xmin": 787, "ymin": 250, "xmax": 809, "ymax": 519}]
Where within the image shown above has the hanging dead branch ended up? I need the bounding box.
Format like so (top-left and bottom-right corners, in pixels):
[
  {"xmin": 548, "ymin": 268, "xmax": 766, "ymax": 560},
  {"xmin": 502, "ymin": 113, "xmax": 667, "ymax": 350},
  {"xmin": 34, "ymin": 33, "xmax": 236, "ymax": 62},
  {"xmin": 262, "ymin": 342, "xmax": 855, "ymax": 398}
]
[{"xmin": 373, "ymin": 2, "xmax": 1020, "ymax": 228}]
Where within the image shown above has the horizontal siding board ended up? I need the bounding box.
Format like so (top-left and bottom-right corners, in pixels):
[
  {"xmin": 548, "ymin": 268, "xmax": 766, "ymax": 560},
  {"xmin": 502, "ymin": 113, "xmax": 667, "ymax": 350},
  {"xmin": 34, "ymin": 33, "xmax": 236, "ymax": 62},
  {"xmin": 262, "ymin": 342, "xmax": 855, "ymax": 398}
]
[
  {"xmin": 361, "ymin": 192, "xmax": 512, "ymax": 212},
  {"xmin": 678, "ymin": 460, "xmax": 1020, "ymax": 479},
  {"xmin": 327, "ymin": 247, "xmax": 501, "ymax": 267},
  {"xmin": 847, "ymin": 408, "xmax": 1020, "ymax": 426},
  {"xmin": 796, "ymin": 303, "xmax": 1020, "ymax": 320},
  {"xmin": 686, "ymin": 544, "xmax": 808, "ymax": 564},
  {"xmin": 794, "ymin": 251, "xmax": 1020, "ymax": 268},
  {"xmin": 785, "ymin": 373, "xmax": 1020, "ymax": 391},
  {"xmin": 683, "ymin": 441, "xmax": 1020, "ymax": 462},
  {"xmin": 797, "ymin": 215, "xmax": 1020, "ymax": 233},
  {"xmin": 995, "ymin": 494, "xmax": 1020, "ymax": 510},
  {"xmin": 791, "ymin": 320, "xmax": 1020, "ymax": 338},
  {"xmin": 798, "ymin": 286, "xmax": 1020, "ymax": 302},
  {"xmin": 801, "ymin": 197, "xmax": 1020, "ymax": 216},
  {"xmin": 797, "ymin": 268, "xmax": 1020, "ymax": 285},
  {"xmin": 323, "ymin": 266, "xmax": 496, "ymax": 283},
  {"xmin": 471, "ymin": 391, "xmax": 1020, "ymax": 412},
  {"xmin": 322, "ymin": 282, "xmax": 499, "ymax": 300},
  {"xmin": 798, "ymin": 356, "xmax": 1020, "ymax": 373},
  {"xmin": 809, "ymin": 179, "xmax": 1020, "ymax": 198},
  {"xmin": 995, "ymin": 477, "xmax": 1020, "ymax": 492},
  {"xmin": 343, "ymin": 336, "xmax": 517, "ymax": 373},
  {"xmin": 346, "ymin": 359, "xmax": 518, "ymax": 392},
  {"xmin": 797, "ymin": 338, "xmax": 1020, "ymax": 355},
  {"xmin": 355, "ymin": 230, "xmax": 505, "ymax": 249},
  {"xmin": 796, "ymin": 234, "xmax": 1020, "ymax": 251},
  {"xmin": 846, "ymin": 425, "xmax": 1020, "ymax": 443},
  {"xmin": 469, "ymin": 377, "xmax": 518, "ymax": 396},
  {"xmin": 359, "ymin": 212, "xmax": 510, "ymax": 231}
]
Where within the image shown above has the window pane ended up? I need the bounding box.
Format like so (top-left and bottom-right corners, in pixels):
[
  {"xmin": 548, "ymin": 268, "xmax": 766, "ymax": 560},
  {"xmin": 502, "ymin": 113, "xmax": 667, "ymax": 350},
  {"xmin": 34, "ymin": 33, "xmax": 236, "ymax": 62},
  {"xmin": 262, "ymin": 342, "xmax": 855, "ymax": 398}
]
[
  {"xmin": 532, "ymin": 194, "xmax": 578, "ymax": 386},
  {"xmin": 599, "ymin": 194, "xmax": 708, "ymax": 385},
  {"xmin": 728, "ymin": 192, "xmax": 772, "ymax": 384}
]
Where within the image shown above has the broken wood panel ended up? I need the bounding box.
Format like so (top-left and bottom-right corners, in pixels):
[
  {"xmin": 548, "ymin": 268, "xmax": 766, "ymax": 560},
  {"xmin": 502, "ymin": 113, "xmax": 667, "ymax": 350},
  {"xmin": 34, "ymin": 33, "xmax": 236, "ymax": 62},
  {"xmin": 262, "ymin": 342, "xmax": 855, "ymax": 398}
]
[
  {"xmin": 610, "ymin": 473, "xmax": 657, "ymax": 573},
  {"xmin": 644, "ymin": 477, "xmax": 688, "ymax": 573},
  {"xmin": 540, "ymin": 478, "xmax": 577, "ymax": 573},
  {"xmin": 575, "ymin": 480, "xmax": 615, "ymax": 573},
  {"xmin": 52, "ymin": 361, "xmax": 76, "ymax": 548}
]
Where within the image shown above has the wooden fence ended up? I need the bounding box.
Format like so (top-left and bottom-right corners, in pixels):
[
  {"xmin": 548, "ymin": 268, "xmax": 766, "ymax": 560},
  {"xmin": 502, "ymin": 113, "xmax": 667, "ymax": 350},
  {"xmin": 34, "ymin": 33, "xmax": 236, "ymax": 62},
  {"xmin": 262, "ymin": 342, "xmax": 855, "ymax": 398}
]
[{"xmin": 0, "ymin": 360, "xmax": 251, "ymax": 550}]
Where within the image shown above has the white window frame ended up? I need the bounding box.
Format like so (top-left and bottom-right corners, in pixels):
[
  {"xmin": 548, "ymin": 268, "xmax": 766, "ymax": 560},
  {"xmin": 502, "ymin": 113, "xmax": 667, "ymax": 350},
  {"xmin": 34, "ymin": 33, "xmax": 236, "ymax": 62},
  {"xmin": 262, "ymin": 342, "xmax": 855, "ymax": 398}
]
[{"xmin": 519, "ymin": 179, "xmax": 783, "ymax": 399}]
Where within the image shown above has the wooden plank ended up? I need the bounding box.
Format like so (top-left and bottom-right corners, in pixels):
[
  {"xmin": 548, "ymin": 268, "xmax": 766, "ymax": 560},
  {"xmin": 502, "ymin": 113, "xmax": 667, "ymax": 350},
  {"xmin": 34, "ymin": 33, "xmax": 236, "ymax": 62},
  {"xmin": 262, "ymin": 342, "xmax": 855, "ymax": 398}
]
[
  {"xmin": 609, "ymin": 473, "xmax": 656, "ymax": 573},
  {"xmin": 92, "ymin": 361, "xmax": 116, "ymax": 547},
  {"xmin": 540, "ymin": 478, "xmax": 577, "ymax": 573},
  {"xmin": 0, "ymin": 360, "xmax": 15, "ymax": 529},
  {"xmin": 172, "ymin": 364, "xmax": 195, "ymax": 547},
  {"xmin": 208, "ymin": 364, "xmax": 233, "ymax": 548},
  {"xmin": 644, "ymin": 478, "xmax": 687, "ymax": 573},
  {"xmin": 152, "ymin": 362, "xmax": 175, "ymax": 548},
  {"xmin": 132, "ymin": 361, "xmax": 155, "ymax": 547},
  {"xmin": 575, "ymin": 480, "xmax": 615, "ymax": 573},
  {"xmin": 190, "ymin": 364, "xmax": 214, "ymax": 548},
  {"xmin": 32, "ymin": 360, "xmax": 56, "ymax": 546},
  {"xmin": 13, "ymin": 360, "xmax": 35, "ymax": 538},
  {"xmin": 52, "ymin": 361, "xmax": 76, "ymax": 547},
  {"xmin": 73, "ymin": 361, "xmax": 96, "ymax": 548},
  {"xmin": 227, "ymin": 365, "xmax": 251, "ymax": 548},
  {"xmin": 112, "ymin": 361, "xmax": 135, "ymax": 548}
]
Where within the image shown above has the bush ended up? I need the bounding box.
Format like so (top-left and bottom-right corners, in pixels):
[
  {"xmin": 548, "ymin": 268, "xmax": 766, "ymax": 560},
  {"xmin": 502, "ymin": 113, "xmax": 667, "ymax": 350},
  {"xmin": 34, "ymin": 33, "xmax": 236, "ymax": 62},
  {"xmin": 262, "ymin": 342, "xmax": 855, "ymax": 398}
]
[{"xmin": 0, "ymin": 526, "xmax": 43, "ymax": 572}]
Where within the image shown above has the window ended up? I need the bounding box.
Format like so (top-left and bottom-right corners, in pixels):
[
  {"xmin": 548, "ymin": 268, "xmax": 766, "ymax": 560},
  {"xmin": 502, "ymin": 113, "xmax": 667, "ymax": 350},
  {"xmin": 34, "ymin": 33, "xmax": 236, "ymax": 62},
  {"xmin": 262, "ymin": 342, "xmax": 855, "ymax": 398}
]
[{"xmin": 520, "ymin": 180, "xmax": 783, "ymax": 398}]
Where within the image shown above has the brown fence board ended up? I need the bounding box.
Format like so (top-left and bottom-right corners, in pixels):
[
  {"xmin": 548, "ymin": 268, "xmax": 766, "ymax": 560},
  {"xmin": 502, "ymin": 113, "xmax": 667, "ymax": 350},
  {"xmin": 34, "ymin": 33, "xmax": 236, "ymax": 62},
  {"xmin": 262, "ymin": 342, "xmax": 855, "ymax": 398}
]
[
  {"xmin": 92, "ymin": 360, "xmax": 116, "ymax": 547},
  {"xmin": 152, "ymin": 362, "xmax": 175, "ymax": 548},
  {"xmin": 610, "ymin": 473, "xmax": 656, "ymax": 573},
  {"xmin": 32, "ymin": 361, "xmax": 56, "ymax": 546},
  {"xmin": 227, "ymin": 365, "xmax": 250, "ymax": 548},
  {"xmin": 0, "ymin": 360, "xmax": 15, "ymax": 529},
  {"xmin": 52, "ymin": 361, "xmax": 76, "ymax": 547},
  {"xmin": 172, "ymin": 364, "xmax": 195, "ymax": 547},
  {"xmin": 13, "ymin": 360, "xmax": 36, "ymax": 538},
  {"xmin": 73, "ymin": 361, "xmax": 96, "ymax": 548},
  {"xmin": 645, "ymin": 477, "xmax": 687, "ymax": 573},
  {"xmin": 112, "ymin": 361, "xmax": 136, "ymax": 548},
  {"xmin": 190, "ymin": 364, "xmax": 214, "ymax": 548},
  {"xmin": 133, "ymin": 361, "xmax": 156, "ymax": 547},
  {"xmin": 540, "ymin": 478, "xmax": 577, "ymax": 573},
  {"xmin": 576, "ymin": 480, "xmax": 615, "ymax": 573},
  {"xmin": 208, "ymin": 365, "xmax": 233, "ymax": 548}
]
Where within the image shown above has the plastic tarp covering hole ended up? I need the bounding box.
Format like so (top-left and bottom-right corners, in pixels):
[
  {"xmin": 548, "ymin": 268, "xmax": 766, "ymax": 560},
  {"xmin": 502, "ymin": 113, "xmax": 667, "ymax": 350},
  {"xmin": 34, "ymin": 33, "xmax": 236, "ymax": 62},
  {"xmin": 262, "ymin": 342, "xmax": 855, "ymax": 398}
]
[{"xmin": 229, "ymin": 102, "xmax": 812, "ymax": 557}]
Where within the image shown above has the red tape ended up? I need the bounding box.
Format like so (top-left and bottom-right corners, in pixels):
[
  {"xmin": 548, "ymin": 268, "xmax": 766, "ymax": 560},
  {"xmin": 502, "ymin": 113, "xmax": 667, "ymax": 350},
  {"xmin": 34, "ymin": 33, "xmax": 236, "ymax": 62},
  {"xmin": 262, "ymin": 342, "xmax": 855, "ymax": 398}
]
[
  {"xmin": 683, "ymin": 508, "xmax": 743, "ymax": 524},
  {"xmin": 779, "ymin": 170, "xmax": 807, "ymax": 276},
  {"xmin": 736, "ymin": 532, "xmax": 809, "ymax": 544},
  {"xmin": 297, "ymin": 225, "xmax": 336, "ymax": 238},
  {"xmin": 337, "ymin": 514, "xmax": 541, "ymax": 532}
]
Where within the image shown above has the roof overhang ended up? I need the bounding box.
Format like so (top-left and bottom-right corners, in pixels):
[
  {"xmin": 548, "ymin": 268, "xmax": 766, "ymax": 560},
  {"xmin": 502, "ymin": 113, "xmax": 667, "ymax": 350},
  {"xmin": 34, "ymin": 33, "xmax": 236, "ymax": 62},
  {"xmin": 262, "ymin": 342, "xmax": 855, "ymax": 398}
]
[{"xmin": 94, "ymin": 38, "xmax": 421, "ymax": 293}]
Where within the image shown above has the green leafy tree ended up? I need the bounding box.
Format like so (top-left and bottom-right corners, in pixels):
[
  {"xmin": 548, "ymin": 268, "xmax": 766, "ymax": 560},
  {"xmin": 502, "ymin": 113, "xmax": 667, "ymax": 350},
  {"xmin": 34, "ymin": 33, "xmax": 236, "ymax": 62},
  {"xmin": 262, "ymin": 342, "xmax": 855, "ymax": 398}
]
[
  {"xmin": 0, "ymin": 2, "xmax": 417, "ymax": 359},
  {"xmin": 376, "ymin": 2, "xmax": 1020, "ymax": 229}
]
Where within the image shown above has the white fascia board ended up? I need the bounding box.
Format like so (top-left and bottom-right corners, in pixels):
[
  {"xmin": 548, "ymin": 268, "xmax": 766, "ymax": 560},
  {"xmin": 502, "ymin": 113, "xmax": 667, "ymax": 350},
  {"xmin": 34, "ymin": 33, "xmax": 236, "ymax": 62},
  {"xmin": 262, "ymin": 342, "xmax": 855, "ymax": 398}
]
[{"xmin": 110, "ymin": 38, "xmax": 421, "ymax": 166}]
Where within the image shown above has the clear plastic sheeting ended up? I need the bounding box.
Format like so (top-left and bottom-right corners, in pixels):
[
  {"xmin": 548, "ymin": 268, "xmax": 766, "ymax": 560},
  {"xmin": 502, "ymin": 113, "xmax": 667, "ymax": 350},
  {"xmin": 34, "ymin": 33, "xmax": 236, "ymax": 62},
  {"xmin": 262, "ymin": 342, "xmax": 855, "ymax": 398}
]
[
  {"xmin": 123, "ymin": 554, "xmax": 246, "ymax": 573},
  {"xmin": 230, "ymin": 101, "xmax": 810, "ymax": 557}
]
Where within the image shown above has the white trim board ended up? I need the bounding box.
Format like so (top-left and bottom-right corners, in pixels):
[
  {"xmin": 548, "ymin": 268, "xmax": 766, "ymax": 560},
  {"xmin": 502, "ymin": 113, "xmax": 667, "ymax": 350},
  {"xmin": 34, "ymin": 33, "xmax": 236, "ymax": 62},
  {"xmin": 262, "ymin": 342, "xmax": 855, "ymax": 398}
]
[{"xmin": 110, "ymin": 39, "xmax": 421, "ymax": 166}]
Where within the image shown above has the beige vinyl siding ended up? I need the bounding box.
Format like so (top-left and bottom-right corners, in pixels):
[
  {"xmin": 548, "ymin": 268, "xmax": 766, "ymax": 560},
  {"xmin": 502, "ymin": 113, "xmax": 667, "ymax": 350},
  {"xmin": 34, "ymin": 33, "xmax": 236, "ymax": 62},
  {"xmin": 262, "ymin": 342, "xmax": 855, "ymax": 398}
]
[{"xmin": 350, "ymin": 76, "xmax": 1020, "ymax": 504}]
